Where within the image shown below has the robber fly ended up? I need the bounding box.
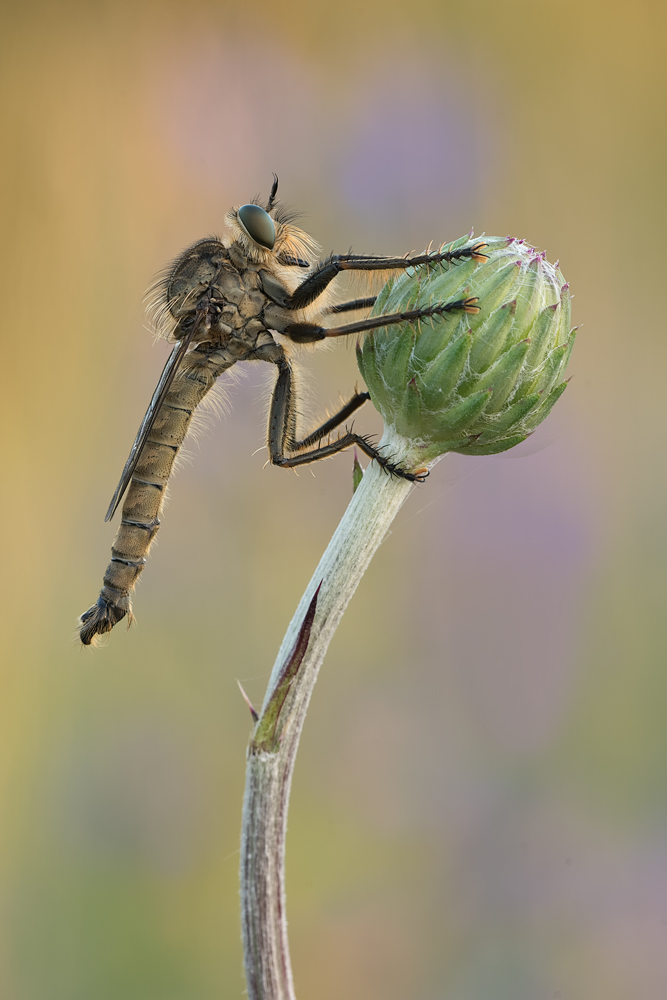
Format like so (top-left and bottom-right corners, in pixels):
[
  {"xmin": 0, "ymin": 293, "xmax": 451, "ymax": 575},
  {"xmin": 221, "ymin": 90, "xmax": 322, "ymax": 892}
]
[{"xmin": 78, "ymin": 178, "xmax": 484, "ymax": 645}]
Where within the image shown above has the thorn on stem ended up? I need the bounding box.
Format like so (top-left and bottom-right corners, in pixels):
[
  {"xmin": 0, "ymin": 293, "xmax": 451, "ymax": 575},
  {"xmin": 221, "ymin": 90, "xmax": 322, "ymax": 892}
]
[
  {"xmin": 352, "ymin": 449, "xmax": 363, "ymax": 493},
  {"xmin": 237, "ymin": 680, "xmax": 259, "ymax": 723}
]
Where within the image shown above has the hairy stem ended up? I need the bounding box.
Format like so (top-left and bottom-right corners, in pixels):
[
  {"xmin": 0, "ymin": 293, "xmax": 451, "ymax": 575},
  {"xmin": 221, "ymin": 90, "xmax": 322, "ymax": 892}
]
[{"xmin": 240, "ymin": 439, "xmax": 429, "ymax": 999}]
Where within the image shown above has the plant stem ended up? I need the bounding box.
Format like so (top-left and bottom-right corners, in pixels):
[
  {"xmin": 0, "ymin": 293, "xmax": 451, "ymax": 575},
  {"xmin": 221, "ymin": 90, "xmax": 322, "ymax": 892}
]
[{"xmin": 240, "ymin": 445, "xmax": 425, "ymax": 1000}]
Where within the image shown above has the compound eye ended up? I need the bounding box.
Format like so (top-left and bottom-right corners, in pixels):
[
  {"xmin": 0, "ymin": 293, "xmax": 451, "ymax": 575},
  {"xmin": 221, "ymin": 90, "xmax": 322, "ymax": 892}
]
[{"xmin": 237, "ymin": 204, "xmax": 276, "ymax": 250}]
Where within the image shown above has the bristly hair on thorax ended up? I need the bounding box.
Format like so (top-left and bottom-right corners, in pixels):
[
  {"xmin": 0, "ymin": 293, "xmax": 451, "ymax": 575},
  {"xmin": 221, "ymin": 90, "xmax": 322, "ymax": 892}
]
[{"xmin": 144, "ymin": 201, "xmax": 322, "ymax": 344}]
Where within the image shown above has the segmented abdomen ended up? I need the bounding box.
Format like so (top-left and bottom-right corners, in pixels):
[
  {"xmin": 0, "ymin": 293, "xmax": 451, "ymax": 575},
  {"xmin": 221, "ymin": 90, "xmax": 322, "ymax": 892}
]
[{"xmin": 78, "ymin": 348, "xmax": 234, "ymax": 645}]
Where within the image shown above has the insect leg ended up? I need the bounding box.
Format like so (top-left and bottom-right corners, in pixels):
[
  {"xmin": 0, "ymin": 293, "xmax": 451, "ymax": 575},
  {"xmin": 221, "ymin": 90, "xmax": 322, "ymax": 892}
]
[
  {"xmin": 282, "ymin": 297, "xmax": 479, "ymax": 344},
  {"xmin": 324, "ymin": 297, "xmax": 377, "ymax": 315},
  {"xmin": 276, "ymin": 243, "xmax": 488, "ymax": 310},
  {"xmin": 267, "ymin": 356, "xmax": 425, "ymax": 482},
  {"xmin": 293, "ymin": 391, "xmax": 371, "ymax": 448}
]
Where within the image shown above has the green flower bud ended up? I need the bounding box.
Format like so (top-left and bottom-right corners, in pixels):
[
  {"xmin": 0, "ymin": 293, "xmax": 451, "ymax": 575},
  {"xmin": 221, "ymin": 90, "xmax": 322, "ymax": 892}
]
[{"xmin": 357, "ymin": 236, "xmax": 575, "ymax": 470}]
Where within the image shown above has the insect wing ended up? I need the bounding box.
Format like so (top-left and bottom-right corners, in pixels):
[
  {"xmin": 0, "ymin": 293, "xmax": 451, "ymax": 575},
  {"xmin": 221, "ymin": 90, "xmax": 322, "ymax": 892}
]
[{"xmin": 104, "ymin": 324, "xmax": 198, "ymax": 522}]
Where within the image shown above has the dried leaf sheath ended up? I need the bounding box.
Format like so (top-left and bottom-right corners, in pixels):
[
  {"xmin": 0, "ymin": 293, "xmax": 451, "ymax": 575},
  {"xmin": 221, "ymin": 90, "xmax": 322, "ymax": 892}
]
[{"xmin": 78, "ymin": 347, "xmax": 235, "ymax": 645}]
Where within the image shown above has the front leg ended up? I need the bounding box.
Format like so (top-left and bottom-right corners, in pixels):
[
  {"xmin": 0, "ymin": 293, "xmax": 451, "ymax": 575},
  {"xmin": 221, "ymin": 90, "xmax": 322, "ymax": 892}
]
[{"xmin": 261, "ymin": 243, "xmax": 488, "ymax": 311}]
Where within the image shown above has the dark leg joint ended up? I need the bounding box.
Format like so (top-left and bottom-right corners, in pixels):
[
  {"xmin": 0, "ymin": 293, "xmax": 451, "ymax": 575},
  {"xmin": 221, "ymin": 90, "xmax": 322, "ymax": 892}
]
[{"xmin": 283, "ymin": 323, "xmax": 327, "ymax": 344}]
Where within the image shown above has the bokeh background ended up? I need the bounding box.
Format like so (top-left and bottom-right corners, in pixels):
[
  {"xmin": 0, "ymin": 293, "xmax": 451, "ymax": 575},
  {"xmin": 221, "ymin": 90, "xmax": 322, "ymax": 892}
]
[{"xmin": 1, "ymin": 1, "xmax": 666, "ymax": 997}]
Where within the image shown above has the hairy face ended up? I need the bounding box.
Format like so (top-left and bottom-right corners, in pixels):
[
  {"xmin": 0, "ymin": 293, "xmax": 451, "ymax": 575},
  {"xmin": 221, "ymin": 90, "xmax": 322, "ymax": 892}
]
[{"xmin": 225, "ymin": 203, "xmax": 321, "ymax": 268}]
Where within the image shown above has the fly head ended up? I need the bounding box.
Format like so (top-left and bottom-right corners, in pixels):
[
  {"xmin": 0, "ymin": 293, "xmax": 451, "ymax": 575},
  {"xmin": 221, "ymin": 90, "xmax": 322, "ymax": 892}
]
[{"xmin": 226, "ymin": 177, "xmax": 320, "ymax": 271}]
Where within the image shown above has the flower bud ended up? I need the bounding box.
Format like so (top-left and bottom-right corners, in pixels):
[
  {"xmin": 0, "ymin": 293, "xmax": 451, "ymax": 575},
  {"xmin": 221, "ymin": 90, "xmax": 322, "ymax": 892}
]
[{"xmin": 357, "ymin": 236, "xmax": 575, "ymax": 469}]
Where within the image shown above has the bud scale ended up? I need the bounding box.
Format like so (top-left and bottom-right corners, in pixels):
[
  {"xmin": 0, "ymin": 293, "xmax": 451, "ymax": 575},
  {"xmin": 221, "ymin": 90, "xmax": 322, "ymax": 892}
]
[{"xmin": 357, "ymin": 235, "xmax": 575, "ymax": 470}]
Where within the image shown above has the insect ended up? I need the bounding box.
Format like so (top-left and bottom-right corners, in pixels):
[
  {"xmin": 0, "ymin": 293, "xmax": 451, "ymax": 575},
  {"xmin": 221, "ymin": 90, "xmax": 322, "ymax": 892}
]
[{"xmin": 78, "ymin": 178, "xmax": 485, "ymax": 645}]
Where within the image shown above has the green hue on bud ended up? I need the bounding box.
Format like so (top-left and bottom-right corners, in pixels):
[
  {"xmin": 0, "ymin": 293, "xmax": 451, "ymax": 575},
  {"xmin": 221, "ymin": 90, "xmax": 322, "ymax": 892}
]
[{"xmin": 357, "ymin": 236, "xmax": 575, "ymax": 469}]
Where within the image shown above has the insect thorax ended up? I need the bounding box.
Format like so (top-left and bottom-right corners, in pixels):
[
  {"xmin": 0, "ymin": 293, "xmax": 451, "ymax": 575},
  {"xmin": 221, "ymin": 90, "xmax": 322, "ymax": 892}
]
[{"xmin": 164, "ymin": 239, "xmax": 289, "ymax": 355}]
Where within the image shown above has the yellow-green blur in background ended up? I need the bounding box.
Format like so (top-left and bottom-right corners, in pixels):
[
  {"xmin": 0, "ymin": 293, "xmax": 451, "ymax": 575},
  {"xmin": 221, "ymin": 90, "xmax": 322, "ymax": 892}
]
[{"xmin": 1, "ymin": 2, "xmax": 666, "ymax": 998}]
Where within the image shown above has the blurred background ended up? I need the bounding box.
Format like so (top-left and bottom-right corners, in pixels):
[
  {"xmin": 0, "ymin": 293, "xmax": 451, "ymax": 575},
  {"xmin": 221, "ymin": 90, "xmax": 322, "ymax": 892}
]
[{"xmin": 1, "ymin": 1, "xmax": 666, "ymax": 997}]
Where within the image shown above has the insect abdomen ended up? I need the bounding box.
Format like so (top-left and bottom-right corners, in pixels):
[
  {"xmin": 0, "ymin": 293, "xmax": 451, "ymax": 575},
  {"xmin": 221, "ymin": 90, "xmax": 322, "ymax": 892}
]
[{"xmin": 78, "ymin": 358, "xmax": 226, "ymax": 645}]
